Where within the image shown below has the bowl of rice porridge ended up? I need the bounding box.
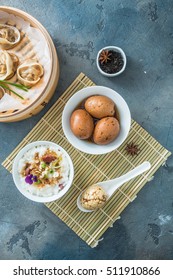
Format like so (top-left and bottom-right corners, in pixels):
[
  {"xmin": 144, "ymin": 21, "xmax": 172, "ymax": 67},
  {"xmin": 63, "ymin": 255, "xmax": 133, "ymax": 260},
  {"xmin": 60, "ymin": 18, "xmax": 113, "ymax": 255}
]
[{"xmin": 12, "ymin": 141, "xmax": 74, "ymax": 202}]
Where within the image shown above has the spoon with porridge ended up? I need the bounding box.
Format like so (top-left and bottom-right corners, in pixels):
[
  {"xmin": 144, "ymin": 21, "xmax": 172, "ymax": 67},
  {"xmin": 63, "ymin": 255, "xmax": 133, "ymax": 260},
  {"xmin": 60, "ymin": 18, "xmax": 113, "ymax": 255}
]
[{"xmin": 77, "ymin": 161, "xmax": 151, "ymax": 212}]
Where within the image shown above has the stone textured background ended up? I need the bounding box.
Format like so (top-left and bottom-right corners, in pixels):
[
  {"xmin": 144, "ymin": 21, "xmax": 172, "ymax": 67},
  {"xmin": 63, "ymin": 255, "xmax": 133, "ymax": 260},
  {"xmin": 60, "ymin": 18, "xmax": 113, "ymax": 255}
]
[{"xmin": 0, "ymin": 0, "xmax": 173, "ymax": 259}]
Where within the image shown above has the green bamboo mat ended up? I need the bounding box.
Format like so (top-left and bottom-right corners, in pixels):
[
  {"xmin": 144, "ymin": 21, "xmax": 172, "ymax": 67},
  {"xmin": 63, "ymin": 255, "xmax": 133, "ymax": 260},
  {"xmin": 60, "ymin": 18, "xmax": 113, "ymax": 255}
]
[{"xmin": 2, "ymin": 73, "xmax": 171, "ymax": 248}]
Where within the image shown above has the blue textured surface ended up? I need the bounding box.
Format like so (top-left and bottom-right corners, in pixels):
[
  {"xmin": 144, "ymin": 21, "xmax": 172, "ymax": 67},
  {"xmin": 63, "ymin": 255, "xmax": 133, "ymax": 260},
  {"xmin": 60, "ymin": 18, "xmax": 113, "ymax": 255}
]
[{"xmin": 0, "ymin": 0, "xmax": 173, "ymax": 260}]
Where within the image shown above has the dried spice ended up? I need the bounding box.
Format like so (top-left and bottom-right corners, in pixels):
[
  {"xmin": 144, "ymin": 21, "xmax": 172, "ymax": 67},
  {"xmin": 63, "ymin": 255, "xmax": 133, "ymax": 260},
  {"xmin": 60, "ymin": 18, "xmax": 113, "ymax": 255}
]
[
  {"xmin": 99, "ymin": 50, "xmax": 111, "ymax": 64},
  {"xmin": 99, "ymin": 49, "xmax": 124, "ymax": 74},
  {"xmin": 125, "ymin": 143, "xmax": 140, "ymax": 156}
]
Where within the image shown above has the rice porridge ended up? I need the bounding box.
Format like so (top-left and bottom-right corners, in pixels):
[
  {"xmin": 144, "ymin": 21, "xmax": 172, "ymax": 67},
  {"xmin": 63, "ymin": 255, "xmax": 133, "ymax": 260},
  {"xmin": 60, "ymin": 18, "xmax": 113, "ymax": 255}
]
[{"xmin": 18, "ymin": 144, "xmax": 70, "ymax": 197}]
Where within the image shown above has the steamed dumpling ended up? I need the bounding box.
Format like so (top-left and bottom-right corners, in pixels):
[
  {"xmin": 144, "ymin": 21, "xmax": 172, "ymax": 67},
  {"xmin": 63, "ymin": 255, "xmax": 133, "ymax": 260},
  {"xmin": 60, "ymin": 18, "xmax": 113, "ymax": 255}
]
[
  {"xmin": 17, "ymin": 59, "xmax": 44, "ymax": 87},
  {"xmin": 0, "ymin": 24, "xmax": 21, "ymax": 49},
  {"xmin": 0, "ymin": 86, "xmax": 5, "ymax": 100},
  {"xmin": 0, "ymin": 50, "xmax": 19, "ymax": 80},
  {"xmin": 10, "ymin": 53, "xmax": 19, "ymax": 72}
]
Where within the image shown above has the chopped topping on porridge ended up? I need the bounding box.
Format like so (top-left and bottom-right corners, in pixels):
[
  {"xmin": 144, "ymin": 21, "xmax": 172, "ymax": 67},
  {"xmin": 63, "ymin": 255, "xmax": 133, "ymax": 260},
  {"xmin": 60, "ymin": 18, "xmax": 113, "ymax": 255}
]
[
  {"xmin": 21, "ymin": 148, "xmax": 64, "ymax": 188},
  {"xmin": 18, "ymin": 145, "xmax": 70, "ymax": 197}
]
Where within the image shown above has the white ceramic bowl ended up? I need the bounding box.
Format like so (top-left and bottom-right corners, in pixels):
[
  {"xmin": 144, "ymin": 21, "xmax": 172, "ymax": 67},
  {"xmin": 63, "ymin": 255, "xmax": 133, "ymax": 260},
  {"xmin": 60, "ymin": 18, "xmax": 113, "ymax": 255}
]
[
  {"xmin": 12, "ymin": 141, "xmax": 74, "ymax": 203},
  {"xmin": 96, "ymin": 46, "xmax": 127, "ymax": 77},
  {"xmin": 62, "ymin": 86, "xmax": 131, "ymax": 154}
]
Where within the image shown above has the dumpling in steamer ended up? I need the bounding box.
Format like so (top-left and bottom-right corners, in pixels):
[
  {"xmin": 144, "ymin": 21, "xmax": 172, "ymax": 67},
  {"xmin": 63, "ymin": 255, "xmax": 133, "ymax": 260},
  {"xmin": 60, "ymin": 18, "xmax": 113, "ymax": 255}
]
[
  {"xmin": 10, "ymin": 53, "xmax": 19, "ymax": 72},
  {"xmin": 0, "ymin": 24, "xmax": 21, "ymax": 49},
  {"xmin": 0, "ymin": 50, "xmax": 18, "ymax": 80},
  {"xmin": 17, "ymin": 60, "xmax": 44, "ymax": 87},
  {"xmin": 0, "ymin": 86, "xmax": 5, "ymax": 100}
]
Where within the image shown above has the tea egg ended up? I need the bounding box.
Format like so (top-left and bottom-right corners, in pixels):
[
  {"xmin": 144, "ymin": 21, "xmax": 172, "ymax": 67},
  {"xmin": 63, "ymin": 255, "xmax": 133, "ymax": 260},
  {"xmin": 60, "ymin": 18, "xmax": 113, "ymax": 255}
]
[
  {"xmin": 93, "ymin": 117, "xmax": 120, "ymax": 145},
  {"xmin": 85, "ymin": 95, "xmax": 115, "ymax": 119},
  {"xmin": 70, "ymin": 109, "xmax": 94, "ymax": 139},
  {"xmin": 80, "ymin": 184, "xmax": 108, "ymax": 210}
]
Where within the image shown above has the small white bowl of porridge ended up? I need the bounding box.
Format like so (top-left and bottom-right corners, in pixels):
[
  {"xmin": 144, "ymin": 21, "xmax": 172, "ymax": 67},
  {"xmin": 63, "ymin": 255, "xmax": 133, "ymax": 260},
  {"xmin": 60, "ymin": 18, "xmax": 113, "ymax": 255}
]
[{"xmin": 12, "ymin": 141, "xmax": 74, "ymax": 202}]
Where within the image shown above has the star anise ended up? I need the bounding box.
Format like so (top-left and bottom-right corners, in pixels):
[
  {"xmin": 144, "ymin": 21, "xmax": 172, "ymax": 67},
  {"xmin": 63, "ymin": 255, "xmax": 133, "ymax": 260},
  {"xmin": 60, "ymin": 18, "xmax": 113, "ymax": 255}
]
[
  {"xmin": 99, "ymin": 50, "xmax": 111, "ymax": 64},
  {"xmin": 125, "ymin": 142, "xmax": 140, "ymax": 156}
]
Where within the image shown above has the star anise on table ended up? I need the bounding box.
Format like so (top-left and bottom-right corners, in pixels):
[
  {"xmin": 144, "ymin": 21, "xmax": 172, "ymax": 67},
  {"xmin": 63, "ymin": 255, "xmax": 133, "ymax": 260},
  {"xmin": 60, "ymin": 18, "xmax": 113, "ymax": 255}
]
[
  {"xmin": 125, "ymin": 142, "xmax": 140, "ymax": 156},
  {"xmin": 99, "ymin": 50, "xmax": 111, "ymax": 64}
]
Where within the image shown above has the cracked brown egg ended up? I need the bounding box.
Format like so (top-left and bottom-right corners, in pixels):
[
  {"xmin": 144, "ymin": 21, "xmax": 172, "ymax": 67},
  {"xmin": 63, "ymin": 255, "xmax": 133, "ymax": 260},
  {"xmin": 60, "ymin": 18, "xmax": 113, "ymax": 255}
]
[
  {"xmin": 80, "ymin": 184, "xmax": 108, "ymax": 210},
  {"xmin": 70, "ymin": 109, "xmax": 94, "ymax": 139},
  {"xmin": 85, "ymin": 95, "xmax": 115, "ymax": 119},
  {"xmin": 93, "ymin": 117, "xmax": 120, "ymax": 145}
]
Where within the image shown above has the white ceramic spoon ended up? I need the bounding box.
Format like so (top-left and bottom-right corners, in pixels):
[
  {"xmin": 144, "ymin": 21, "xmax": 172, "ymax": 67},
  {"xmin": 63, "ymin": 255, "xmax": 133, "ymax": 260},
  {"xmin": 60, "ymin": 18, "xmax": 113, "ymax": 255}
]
[{"xmin": 77, "ymin": 161, "xmax": 151, "ymax": 212}]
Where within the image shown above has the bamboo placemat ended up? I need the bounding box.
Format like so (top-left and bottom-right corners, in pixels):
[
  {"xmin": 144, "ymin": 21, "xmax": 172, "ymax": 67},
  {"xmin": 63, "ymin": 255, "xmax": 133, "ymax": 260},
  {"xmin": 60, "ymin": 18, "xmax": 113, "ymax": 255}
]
[{"xmin": 2, "ymin": 73, "xmax": 171, "ymax": 247}]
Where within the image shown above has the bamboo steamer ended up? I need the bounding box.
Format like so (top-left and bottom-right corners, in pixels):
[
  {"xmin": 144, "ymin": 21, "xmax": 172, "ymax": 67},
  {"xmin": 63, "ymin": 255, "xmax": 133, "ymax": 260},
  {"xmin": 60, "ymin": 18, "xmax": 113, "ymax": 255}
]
[{"xmin": 0, "ymin": 6, "xmax": 59, "ymax": 122}]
